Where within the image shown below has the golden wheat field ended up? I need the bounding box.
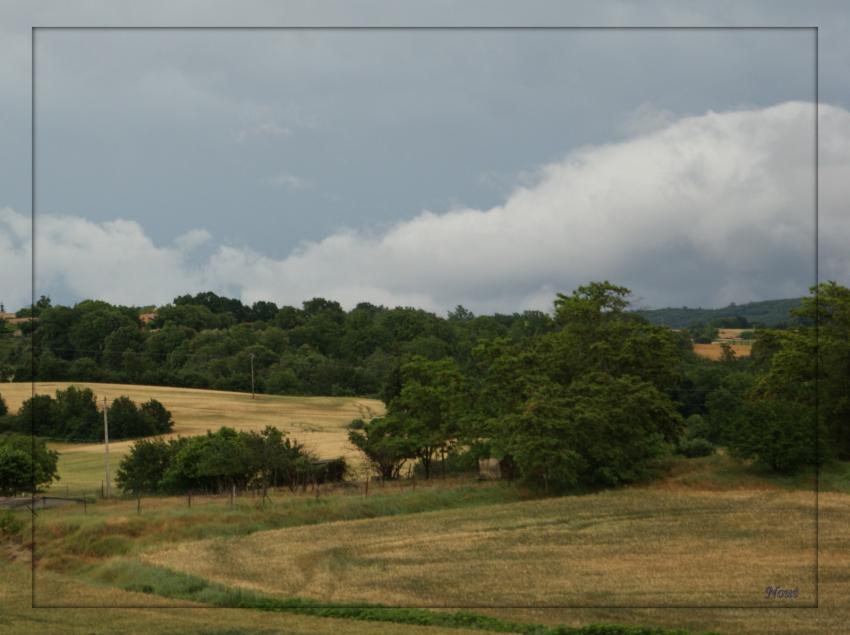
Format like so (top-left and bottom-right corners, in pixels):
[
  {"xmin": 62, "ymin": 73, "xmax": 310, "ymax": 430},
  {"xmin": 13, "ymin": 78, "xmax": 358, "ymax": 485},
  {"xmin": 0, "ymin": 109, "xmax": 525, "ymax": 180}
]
[
  {"xmin": 692, "ymin": 342, "xmax": 752, "ymax": 360},
  {"xmin": 141, "ymin": 488, "xmax": 818, "ymax": 608},
  {"xmin": 6, "ymin": 463, "xmax": 849, "ymax": 635},
  {"xmin": 0, "ymin": 382, "xmax": 383, "ymax": 493}
]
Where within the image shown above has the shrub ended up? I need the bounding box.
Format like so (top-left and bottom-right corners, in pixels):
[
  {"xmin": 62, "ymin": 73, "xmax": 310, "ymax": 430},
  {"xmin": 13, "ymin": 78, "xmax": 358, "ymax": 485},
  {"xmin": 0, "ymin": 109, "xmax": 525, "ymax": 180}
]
[
  {"xmin": 677, "ymin": 437, "xmax": 716, "ymax": 458},
  {"xmin": 118, "ymin": 426, "xmax": 322, "ymax": 495},
  {"xmin": 0, "ymin": 433, "xmax": 60, "ymax": 495},
  {"xmin": 0, "ymin": 510, "xmax": 24, "ymax": 538}
]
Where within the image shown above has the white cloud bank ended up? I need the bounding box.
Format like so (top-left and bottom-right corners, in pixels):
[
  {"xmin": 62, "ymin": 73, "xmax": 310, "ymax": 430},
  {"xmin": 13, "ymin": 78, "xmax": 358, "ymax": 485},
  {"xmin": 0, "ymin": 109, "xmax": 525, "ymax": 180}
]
[{"xmin": 2, "ymin": 101, "xmax": 848, "ymax": 313}]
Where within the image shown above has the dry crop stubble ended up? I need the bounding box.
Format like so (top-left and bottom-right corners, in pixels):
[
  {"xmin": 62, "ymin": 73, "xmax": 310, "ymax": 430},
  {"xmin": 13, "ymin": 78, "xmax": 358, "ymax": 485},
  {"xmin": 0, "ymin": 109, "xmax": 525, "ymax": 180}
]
[{"xmin": 140, "ymin": 488, "xmax": 817, "ymax": 608}]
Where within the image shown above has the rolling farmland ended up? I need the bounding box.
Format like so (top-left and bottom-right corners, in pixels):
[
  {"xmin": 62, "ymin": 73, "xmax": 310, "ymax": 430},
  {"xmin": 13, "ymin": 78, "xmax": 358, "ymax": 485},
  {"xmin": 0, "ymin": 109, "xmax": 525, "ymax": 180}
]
[
  {"xmin": 140, "ymin": 488, "xmax": 817, "ymax": 607},
  {"xmin": 14, "ymin": 456, "xmax": 849, "ymax": 635},
  {"xmin": 0, "ymin": 382, "xmax": 383, "ymax": 493}
]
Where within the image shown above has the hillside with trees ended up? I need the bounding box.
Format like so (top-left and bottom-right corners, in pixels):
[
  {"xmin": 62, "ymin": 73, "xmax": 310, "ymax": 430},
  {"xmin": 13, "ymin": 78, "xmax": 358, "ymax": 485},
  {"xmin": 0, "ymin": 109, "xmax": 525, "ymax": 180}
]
[
  {"xmin": 633, "ymin": 297, "xmax": 803, "ymax": 328},
  {"xmin": 3, "ymin": 280, "xmax": 844, "ymax": 495}
]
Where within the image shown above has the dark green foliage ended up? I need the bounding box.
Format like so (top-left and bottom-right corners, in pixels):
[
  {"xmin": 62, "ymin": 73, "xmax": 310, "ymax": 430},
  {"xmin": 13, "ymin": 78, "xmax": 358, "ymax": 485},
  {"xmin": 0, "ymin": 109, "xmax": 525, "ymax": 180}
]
[
  {"xmin": 117, "ymin": 426, "xmax": 343, "ymax": 495},
  {"xmin": 55, "ymin": 385, "xmax": 101, "ymax": 440},
  {"xmin": 103, "ymin": 324, "xmax": 145, "ymax": 370},
  {"xmin": 388, "ymin": 356, "xmax": 467, "ymax": 479},
  {"xmin": 107, "ymin": 396, "xmax": 173, "ymax": 440},
  {"xmin": 677, "ymin": 438, "xmax": 716, "ymax": 458},
  {"xmin": 686, "ymin": 322, "xmax": 718, "ymax": 344},
  {"xmin": 468, "ymin": 282, "xmax": 683, "ymax": 492},
  {"xmin": 0, "ymin": 392, "xmax": 6, "ymax": 417},
  {"xmin": 15, "ymin": 292, "xmax": 562, "ymax": 397},
  {"xmin": 728, "ymin": 399, "xmax": 818, "ymax": 472},
  {"xmin": 12, "ymin": 281, "xmax": 848, "ymax": 485},
  {"xmin": 634, "ymin": 297, "xmax": 803, "ymax": 328},
  {"xmin": 152, "ymin": 303, "xmax": 234, "ymax": 331},
  {"xmin": 0, "ymin": 432, "xmax": 59, "ymax": 495},
  {"xmin": 496, "ymin": 373, "xmax": 680, "ymax": 492},
  {"xmin": 349, "ymin": 416, "xmax": 416, "ymax": 480},
  {"xmin": 15, "ymin": 387, "xmax": 170, "ymax": 442},
  {"xmin": 0, "ymin": 510, "xmax": 25, "ymax": 537},
  {"xmin": 115, "ymin": 437, "xmax": 173, "ymax": 494},
  {"xmin": 312, "ymin": 457, "xmax": 348, "ymax": 484},
  {"xmin": 139, "ymin": 399, "xmax": 174, "ymax": 434},
  {"xmin": 69, "ymin": 304, "xmax": 137, "ymax": 360},
  {"xmin": 704, "ymin": 372, "xmax": 755, "ymax": 445}
]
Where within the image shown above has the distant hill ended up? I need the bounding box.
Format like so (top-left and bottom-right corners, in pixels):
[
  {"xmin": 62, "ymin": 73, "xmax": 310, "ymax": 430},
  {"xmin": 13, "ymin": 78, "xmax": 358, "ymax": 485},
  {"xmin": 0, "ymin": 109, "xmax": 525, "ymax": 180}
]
[{"xmin": 633, "ymin": 297, "xmax": 803, "ymax": 328}]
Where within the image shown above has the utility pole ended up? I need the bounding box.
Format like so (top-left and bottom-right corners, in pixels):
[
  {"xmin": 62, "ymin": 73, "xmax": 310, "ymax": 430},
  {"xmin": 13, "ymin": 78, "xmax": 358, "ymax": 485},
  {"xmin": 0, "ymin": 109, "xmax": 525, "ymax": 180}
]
[
  {"xmin": 103, "ymin": 396, "xmax": 111, "ymax": 498},
  {"xmin": 250, "ymin": 353, "xmax": 255, "ymax": 399}
]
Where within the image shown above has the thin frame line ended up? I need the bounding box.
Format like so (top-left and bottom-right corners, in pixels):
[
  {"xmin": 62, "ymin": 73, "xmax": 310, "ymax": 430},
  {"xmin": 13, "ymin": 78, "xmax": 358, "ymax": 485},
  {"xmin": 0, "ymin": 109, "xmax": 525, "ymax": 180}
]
[{"xmin": 29, "ymin": 24, "xmax": 820, "ymax": 612}]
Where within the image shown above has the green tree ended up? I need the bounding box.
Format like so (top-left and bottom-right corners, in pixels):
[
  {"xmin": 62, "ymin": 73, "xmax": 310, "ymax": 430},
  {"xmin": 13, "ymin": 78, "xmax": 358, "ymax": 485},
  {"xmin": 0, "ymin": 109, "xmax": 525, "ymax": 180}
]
[
  {"xmin": 103, "ymin": 324, "xmax": 145, "ymax": 371},
  {"xmin": 348, "ymin": 415, "xmax": 415, "ymax": 481},
  {"xmin": 115, "ymin": 437, "xmax": 173, "ymax": 494},
  {"xmin": 69, "ymin": 306, "xmax": 136, "ymax": 360},
  {"xmin": 754, "ymin": 282, "xmax": 850, "ymax": 461},
  {"xmin": 16, "ymin": 394, "xmax": 60, "ymax": 437},
  {"xmin": 0, "ymin": 433, "xmax": 59, "ymax": 495},
  {"xmin": 108, "ymin": 396, "xmax": 145, "ymax": 439},
  {"xmin": 55, "ymin": 385, "xmax": 101, "ymax": 440},
  {"xmin": 728, "ymin": 399, "xmax": 819, "ymax": 472},
  {"xmin": 140, "ymin": 399, "xmax": 174, "ymax": 434},
  {"xmin": 389, "ymin": 356, "xmax": 466, "ymax": 479},
  {"xmin": 497, "ymin": 373, "xmax": 681, "ymax": 491}
]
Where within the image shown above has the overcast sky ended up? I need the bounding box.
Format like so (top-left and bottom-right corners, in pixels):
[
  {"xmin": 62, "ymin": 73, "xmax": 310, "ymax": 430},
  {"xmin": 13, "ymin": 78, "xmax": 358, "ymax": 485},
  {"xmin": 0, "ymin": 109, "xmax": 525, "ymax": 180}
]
[{"xmin": 1, "ymin": 1, "xmax": 849, "ymax": 313}]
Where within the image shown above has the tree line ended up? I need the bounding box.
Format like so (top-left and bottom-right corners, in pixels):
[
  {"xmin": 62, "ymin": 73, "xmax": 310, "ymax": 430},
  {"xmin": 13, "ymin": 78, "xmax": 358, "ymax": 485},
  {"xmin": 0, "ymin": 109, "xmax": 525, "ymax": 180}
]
[
  {"xmin": 347, "ymin": 281, "xmax": 846, "ymax": 491},
  {"xmin": 0, "ymin": 387, "xmax": 173, "ymax": 442},
  {"xmin": 2, "ymin": 280, "xmax": 846, "ymax": 496},
  {"xmin": 2, "ymin": 293, "xmax": 555, "ymax": 397},
  {"xmin": 116, "ymin": 426, "xmax": 346, "ymax": 496}
]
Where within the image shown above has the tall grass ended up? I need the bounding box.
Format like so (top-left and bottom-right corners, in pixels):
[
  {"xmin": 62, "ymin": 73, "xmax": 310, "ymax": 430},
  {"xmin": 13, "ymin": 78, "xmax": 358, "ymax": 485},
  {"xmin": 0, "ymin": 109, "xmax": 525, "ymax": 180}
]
[
  {"xmin": 90, "ymin": 560, "xmax": 717, "ymax": 635},
  {"xmin": 35, "ymin": 480, "xmax": 529, "ymax": 570}
]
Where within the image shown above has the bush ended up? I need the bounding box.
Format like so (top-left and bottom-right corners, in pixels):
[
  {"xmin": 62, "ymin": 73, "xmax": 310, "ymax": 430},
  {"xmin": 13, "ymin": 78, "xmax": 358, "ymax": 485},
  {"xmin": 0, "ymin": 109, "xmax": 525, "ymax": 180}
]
[
  {"xmin": 313, "ymin": 457, "xmax": 348, "ymax": 484},
  {"xmin": 413, "ymin": 447, "xmax": 481, "ymax": 478},
  {"xmin": 0, "ymin": 433, "xmax": 60, "ymax": 495},
  {"xmin": 0, "ymin": 510, "xmax": 24, "ymax": 538},
  {"xmin": 117, "ymin": 426, "xmax": 325, "ymax": 495},
  {"xmin": 677, "ymin": 437, "xmax": 716, "ymax": 458},
  {"xmin": 0, "ymin": 392, "xmax": 7, "ymax": 417}
]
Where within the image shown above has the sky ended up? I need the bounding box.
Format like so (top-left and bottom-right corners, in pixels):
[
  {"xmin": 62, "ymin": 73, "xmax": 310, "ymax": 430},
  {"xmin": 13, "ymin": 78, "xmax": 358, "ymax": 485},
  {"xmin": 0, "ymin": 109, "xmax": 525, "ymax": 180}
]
[{"xmin": 1, "ymin": 1, "xmax": 849, "ymax": 314}]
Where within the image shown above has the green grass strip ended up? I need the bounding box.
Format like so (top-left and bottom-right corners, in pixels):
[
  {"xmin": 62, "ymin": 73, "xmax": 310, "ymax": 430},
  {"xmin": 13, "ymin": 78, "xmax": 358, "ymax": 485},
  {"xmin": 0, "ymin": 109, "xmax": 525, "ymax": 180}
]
[{"xmin": 90, "ymin": 560, "xmax": 719, "ymax": 635}]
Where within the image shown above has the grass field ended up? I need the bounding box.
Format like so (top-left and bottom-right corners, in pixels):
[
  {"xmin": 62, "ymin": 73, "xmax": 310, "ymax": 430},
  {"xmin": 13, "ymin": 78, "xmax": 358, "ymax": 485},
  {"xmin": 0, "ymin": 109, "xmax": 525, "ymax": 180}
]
[
  {"xmin": 2, "ymin": 455, "xmax": 849, "ymax": 634},
  {"xmin": 139, "ymin": 488, "xmax": 816, "ymax": 607},
  {"xmin": 0, "ymin": 382, "xmax": 384, "ymax": 494}
]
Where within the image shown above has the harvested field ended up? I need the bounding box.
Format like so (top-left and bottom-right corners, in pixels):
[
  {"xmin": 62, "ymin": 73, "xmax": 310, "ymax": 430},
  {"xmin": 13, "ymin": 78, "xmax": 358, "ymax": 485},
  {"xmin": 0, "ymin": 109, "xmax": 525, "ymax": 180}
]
[
  {"xmin": 693, "ymin": 342, "xmax": 752, "ymax": 360},
  {"xmin": 0, "ymin": 382, "xmax": 383, "ymax": 494},
  {"xmin": 141, "ymin": 487, "xmax": 817, "ymax": 608}
]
